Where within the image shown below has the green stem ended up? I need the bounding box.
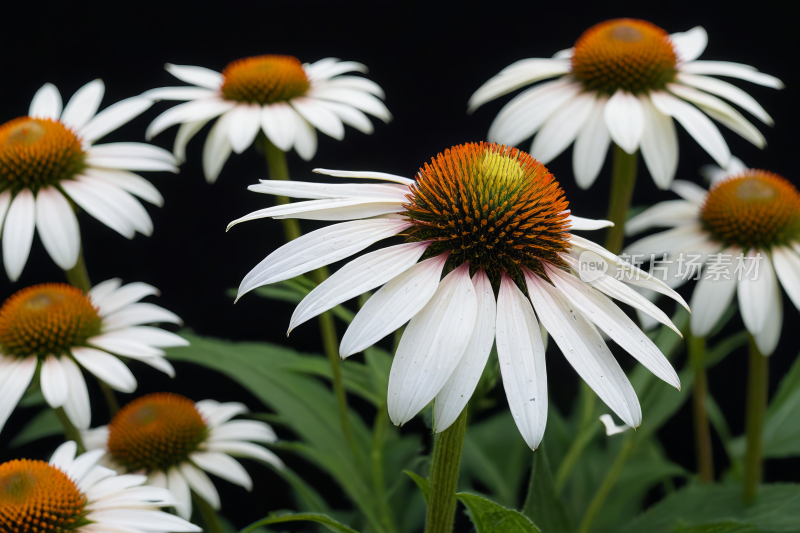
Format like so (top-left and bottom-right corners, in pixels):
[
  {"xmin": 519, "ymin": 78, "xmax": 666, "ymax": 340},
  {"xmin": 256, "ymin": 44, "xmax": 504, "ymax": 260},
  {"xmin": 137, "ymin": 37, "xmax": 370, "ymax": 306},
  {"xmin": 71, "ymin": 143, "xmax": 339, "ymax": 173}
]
[
  {"xmin": 192, "ymin": 492, "xmax": 225, "ymax": 533},
  {"xmin": 426, "ymin": 405, "xmax": 468, "ymax": 533},
  {"xmin": 554, "ymin": 382, "xmax": 598, "ymax": 494},
  {"xmin": 604, "ymin": 145, "xmax": 639, "ymax": 255},
  {"xmin": 372, "ymin": 406, "xmax": 396, "ymax": 533},
  {"xmin": 54, "ymin": 407, "xmax": 85, "ymax": 453},
  {"xmin": 577, "ymin": 436, "xmax": 634, "ymax": 533},
  {"xmin": 99, "ymin": 380, "xmax": 120, "ymax": 416},
  {"xmin": 263, "ymin": 137, "xmax": 301, "ymax": 242},
  {"xmin": 64, "ymin": 249, "xmax": 91, "ymax": 292},
  {"xmin": 743, "ymin": 335, "xmax": 768, "ymax": 503},
  {"xmin": 688, "ymin": 331, "xmax": 714, "ymax": 483}
]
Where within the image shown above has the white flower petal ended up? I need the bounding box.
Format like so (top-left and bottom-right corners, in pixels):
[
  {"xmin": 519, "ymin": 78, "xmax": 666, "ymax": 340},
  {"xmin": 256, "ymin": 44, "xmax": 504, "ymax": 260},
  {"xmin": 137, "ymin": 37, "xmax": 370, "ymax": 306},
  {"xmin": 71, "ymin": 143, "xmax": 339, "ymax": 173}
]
[
  {"xmin": 41, "ymin": 355, "xmax": 70, "ymax": 408},
  {"xmin": 88, "ymin": 278, "xmax": 122, "ymax": 306},
  {"xmin": 77, "ymin": 464, "xmax": 115, "ymax": 492},
  {"xmin": 603, "ymin": 90, "xmax": 644, "ymax": 155},
  {"xmin": 83, "ymin": 168, "xmax": 164, "ymax": 207},
  {"xmin": 320, "ymin": 76, "xmax": 385, "ymax": 97},
  {"xmin": 0, "ymin": 356, "xmax": 37, "ymax": 431},
  {"xmin": 142, "ymin": 87, "xmax": 219, "ymax": 101},
  {"xmin": 671, "ymin": 180, "xmax": 708, "ymax": 205},
  {"xmin": 209, "ymin": 420, "xmax": 277, "ymax": 443},
  {"xmin": 190, "ymin": 452, "xmax": 252, "ymax": 490},
  {"xmin": 60, "ymin": 179, "xmax": 135, "ymax": 239},
  {"xmin": 308, "ymin": 87, "xmax": 391, "ymax": 122},
  {"xmin": 132, "ymin": 355, "xmax": 175, "ymax": 377},
  {"xmin": 0, "ymin": 190, "xmax": 12, "ymax": 229},
  {"xmin": 81, "ymin": 427, "xmax": 110, "ymax": 452},
  {"xmin": 49, "ymin": 441, "xmax": 78, "ymax": 470},
  {"xmin": 669, "ymin": 26, "xmax": 708, "ymax": 63},
  {"xmin": 305, "ymin": 59, "xmax": 367, "ymax": 81},
  {"xmin": 690, "ymin": 259, "xmax": 739, "ymax": 337},
  {"xmin": 226, "ymin": 103, "xmax": 262, "ymax": 154},
  {"xmin": 230, "ymin": 197, "xmax": 404, "ymax": 225},
  {"xmin": 80, "ymin": 97, "xmax": 153, "ymax": 144},
  {"xmin": 290, "ymin": 97, "xmax": 345, "ymax": 140},
  {"xmin": 63, "ymin": 449, "xmax": 105, "ymax": 483},
  {"xmin": 60, "ymin": 357, "xmax": 91, "ymax": 430},
  {"xmin": 313, "ymin": 98, "xmax": 374, "ymax": 135},
  {"xmin": 3, "ymin": 189, "xmax": 36, "ymax": 281},
  {"xmin": 738, "ymin": 250, "xmax": 777, "ymax": 335},
  {"xmin": 106, "ymin": 326, "xmax": 187, "ymax": 348},
  {"xmin": 86, "ymin": 510, "xmax": 199, "ymax": 533},
  {"xmin": 178, "ymin": 463, "xmax": 220, "ymax": 509},
  {"xmin": 34, "ymin": 187, "xmax": 80, "ymax": 270},
  {"xmin": 387, "ymin": 263, "xmax": 478, "ymax": 426},
  {"xmin": 195, "ymin": 400, "xmax": 248, "ymax": 427},
  {"xmin": 102, "ymin": 303, "xmax": 182, "ymax": 330},
  {"xmin": 260, "ymin": 102, "xmax": 297, "ymax": 152},
  {"xmin": 568, "ymin": 215, "xmax": 614, "ymax": 231},
  {"xmin": 30, "ymin": 83, "xmax": 63, "ymax": 120},
  {"xmin": 71, "ymin": 347, "xmax": 137, "ymax": 393},
  {"xmin": 74, "ymin": 176, "xmax": 152, "ymax": 235},
  {"xmin": 61, "ymin": 80, "xmax": 105, "ymax": 130},
  {"xmin": 165, "ymin": 64, "xmax": 224, "ymax": 89},
  {"xmin": 625, "ymin": 200, "xmax": 698, "ymax": 235},
  {"xmin": 572, "ymin": 96, "xmax": 611, "ymax": 189},
  {"xmin": 88, "ymin": 332, "xmax": 165, "ymax": 358},
  {"xmin": 248, "ymin": 179, "xmax": 408, "ymax": 201},
  {"xmin": 531, "ymin": 92, "xmax": 596, "ymax": 164},
  {"xmin": 639, "ymin": 95, "xmax": 679, "ymax": 189},
  {"xmin": 202, "ymin": 111, "xmax": 234, "ymax": 183},
  {"xmin": 599, "ymin": 414, "xmax": 629, "ymax": 436},
  {"xmin": 679, "ymin": 61, "xmax": 784, "ymax": 89},
  {"xmin": 174, "ymin": 120, "xmax": 210, "ymax": 163},
  {"xmin": 96, "ymin": 282, "xmax": 159, "ymax": 317},
  {"xmin": 772, "ymin": 246, "xmax": 800, "ymax": 311},
  {"xmin": 167, "ymin": 467, "xmax": 192, "ymax": 520},
  {"xmin": 292, "ymin": 114, "xmax": 318, "ymax": 161},
  {"xmin": 624, "ymin": 223, "xmax": 708, "ymax": 258},
  {"xmin": 312, "ymin": 168, "xmax": 414, "ymax": 186},
  {"xmin": 89, "ymin": 142, "xmax": 177, "ymax": 163},
  {"xmin": 146, "ymin": 99, "xmax": 234, "ymax": 141},
  {"xmin": 467, "ymin": 59, "xmax": 571, "ymax": 113},
  {"xmin": 340, "ymin": 253, "xmax": 448, "ymax": 358},
  {"xmin": 204, "ymin": 441, "xmax": 283, "ymax": 469},
  {"xmin": 676, "ymin": 73, "xmax": 773, "ymax": 125},
  {"xmin": 754, "ymin": 278, "xmax": 782, "ymax": 356}
]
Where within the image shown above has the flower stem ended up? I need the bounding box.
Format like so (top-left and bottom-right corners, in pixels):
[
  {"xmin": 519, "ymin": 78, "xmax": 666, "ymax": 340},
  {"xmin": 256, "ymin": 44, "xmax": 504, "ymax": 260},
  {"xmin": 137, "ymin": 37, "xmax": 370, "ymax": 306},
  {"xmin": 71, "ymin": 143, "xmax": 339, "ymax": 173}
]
[
  {"xmin": 554, "ymin": 382, "xmax": 599, "ymax": 494},
  {"xmin": 99, "ymin": 380, "xmax": 120, "ymax": 416},
  {"xmin": 604, "ymin": 145, "xmax": 638, "ymax": 255},
  {"xmin": 577, "ymin": 435, "xmax": 634, "ymax": 533},
  {"xmin": 743, "ymin": 335, "xmax": 768, "ymax": 504},
  {"xmin": 54, "ymin": 407, "xmax": 85, "ymax": 453},
  {"xmin": 192, "ymin": 492, "xmax": 225, "ymax": 533},
  {"xmin": 688, "ymin": 331, "xmax": 714, "ymax": 483},
  {"xmin": 263, "ymin": 137, "xmax": 301, "ymax": 242},
  {"xmin": 64, "ymin": 249, "xmax": 91, "ymax": 292},
  {"xmin": 426, "ymin": 405, "xmax": 468, "ymax": 533}
]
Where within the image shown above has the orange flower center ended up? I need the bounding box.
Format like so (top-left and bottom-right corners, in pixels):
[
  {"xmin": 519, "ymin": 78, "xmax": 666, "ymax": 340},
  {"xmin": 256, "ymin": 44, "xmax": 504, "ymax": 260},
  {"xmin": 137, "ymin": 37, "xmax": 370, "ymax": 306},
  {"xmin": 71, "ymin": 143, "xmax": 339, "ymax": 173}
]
[
  {"xmin": 220, "ymin": 55, "xmax": 310, "ymax": 105},
  {"xmin": 405, "ymin": 142, "xmax": 570, "ymax": 282},
  {"xmin": 107, "ymin": 393, "xmax": 208, "ymax": 472},
  {"xmin": 571, "ymin": 19, "xmax": 677, "ymax": 95},
  {"xmin": 0, "ymin": 284, "xmax": 101, "ymax": 359},
  {"xmin": 701, "ymin": 170, "xmax": 800, "ymax": 250},
  {"xmin": 0, "ymin": 459, "xmax": 87, "ymax": 533},
  {"xmin": 0, "ymin": 118, "xmax": 87, "ymax": 195}
]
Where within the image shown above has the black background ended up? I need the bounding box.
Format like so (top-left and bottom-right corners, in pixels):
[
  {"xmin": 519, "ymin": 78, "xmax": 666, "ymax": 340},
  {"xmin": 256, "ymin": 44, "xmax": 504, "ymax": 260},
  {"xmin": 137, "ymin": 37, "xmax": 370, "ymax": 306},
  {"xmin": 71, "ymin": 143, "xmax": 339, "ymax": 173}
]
[{"xmin": 1, "ymin": 1, "xmax": 797, "ymax": 531}]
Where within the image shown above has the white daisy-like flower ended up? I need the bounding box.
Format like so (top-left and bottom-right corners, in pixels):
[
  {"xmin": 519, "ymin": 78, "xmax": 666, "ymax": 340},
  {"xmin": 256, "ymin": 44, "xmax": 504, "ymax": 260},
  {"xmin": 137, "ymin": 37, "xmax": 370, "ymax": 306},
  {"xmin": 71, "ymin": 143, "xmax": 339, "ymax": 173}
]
[
  {"xmin": 0, "ymin": 82, "xmax": 178, "ymax": 281},
  {"xmin": 143, "ymin": 56, "xmax": 391, "ymax": 182},
  {"xmin": 228, "ymin": 142, "xmax": 688, "ymax": 449},
  {"xmin": 625, "ymin": 161, "xmax": 800, "ymax": 355},
  {"xmin": 468, "ymin": 19, "xmax": 783, "ymax": 190},
  {"xmin": 0, "ymin": 440, "xmax": 200, "ymax": 533},
  {"xmin": 0, "ymin": 279, "xmax": 187, "ymax": 433},
  {"xmin": 82, "ymin": 393, "xmax": 283, "ymax": 520}
]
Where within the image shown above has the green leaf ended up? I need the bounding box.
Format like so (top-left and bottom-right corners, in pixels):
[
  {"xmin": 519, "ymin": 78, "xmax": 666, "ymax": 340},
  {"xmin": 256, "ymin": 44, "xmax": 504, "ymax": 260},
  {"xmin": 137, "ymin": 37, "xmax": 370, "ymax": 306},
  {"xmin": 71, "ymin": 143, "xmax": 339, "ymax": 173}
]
[
  {"xmin": 620, "ymin": 484, "xmax": 800, "ymax": 533},
  {"xmin": 404, "ymin": 470, "xmax": 430, "ymax": 505},
  {"xmin": 10, "ymin": 408, "xmax": 61, "ymax": 447},
  {"xmin": 241, "ymin": 512, "xmax": 359, "ymax": 533},
  {"xmin": 456, "ymin": 493, "xmax": 541, "ymax": 533},
  {"xmin": 522, "ymin": 445, "xmax": 571, "ymax": 533},
  {"xmin": 671, "ymin": 524, "xmax": 758, "ymax": 533}
]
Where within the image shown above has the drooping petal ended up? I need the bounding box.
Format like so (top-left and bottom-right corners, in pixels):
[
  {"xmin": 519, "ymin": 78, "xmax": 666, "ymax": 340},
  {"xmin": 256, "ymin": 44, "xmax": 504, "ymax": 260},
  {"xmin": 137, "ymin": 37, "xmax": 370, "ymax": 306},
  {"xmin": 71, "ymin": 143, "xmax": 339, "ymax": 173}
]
[
  {"xmin": 772, "ymin": 246, "xmax": 800, "ymax": 311},
  {"xmin": 2, "ymin": 189, "xmax": 36, "ymax": 281},
  {"xmin": 174, "ymin": 120, "xmax": 210, "ymax": 163},
  {"xmin": 61, "ymin": 80, "xmax": 105, "ymax": 131},
  {"xmin": 754, "ymin": 278, "xmax": 782, "ymax": 356},
  {"xmin": 195, "ymin": 400, "xmax": 248, "ymax": 427},
  {"xmin": 165, "ymin": 64, "xmax": 224, "ymax": 89},
  {"xmin": 95, "ymin": 282, "xmax": 159, "ymax": 316},
  {"xmin": 167, "ymin": 468, "xmax": 192, "ymax": 520},
  {"xmin": 88, "ymin": 332, "xmax": 165, "ymax": 358},
  {"xmin": 189, "ymin": 452, "xmax": 252, "ymax": 490},
  {"xmin": 35, "ymin": 187, "xmax": 80, "ymax": 270},
  {"xmin": 676, "ymin": 73, "xmax": 773, "ymax": 125},
  {"xmin": 142, "ymin": 87, "xmax": 219, "ymax": 101},
  {"xmin": 531, "ymin": 92, "xmax": 596, "ymax": 164},
  {"xmin": 313, "ymin": 99, "xmax": 374, "ymax": 134},
  {"xmin": 679, "ymin": 61, "xmax": 784, "ymax": 89},
  {"xmin": 321, "ymin": 76, "xmax": 385, "ymax": 98},
  {"xmin": 30, "ymin": 83, "xmax": 63, "ymax": 120},
  {"xmin": 59, "ymin": 178, "xmax": 139, "ymax": 238},
  {"xmin": 312, "ymin": 168, "xmax": 414, "ymax": 186},
  {"xmin": 228, "ymin": 197, "xmax": 404, "ymax": 224},
  {"xmin": 83, "ymin": 168, "xmax": 164, "ymax": 207},
  {"xmin": 248, "ymin": 179, "xmax": 409, "ymax": 201},
  {"xmin": 88, "ymin": 278, "xmax": 122, "ymax": 306},
  {"xmin": 292, "ymin": 115, "xmax": 318, "ymax": 161},
  {"xmin": 290, "ymin": 97, "xmax": 345, "ymax": 140},
  {"xmin": 202, "ymin": 110, "xmax": 234, "ymax": 183},
  {"xmin": 178, "ymin": 463, "xmax": 220, "ymax": 509},
  {"xmin": 307, "ymin": 87, "xmax": 391, "ymax": 122},
  {"xmin": 71, "ymin": 347, "xmax": 137, "ymax": 393},
  {"xmin": 603, "ymin": 89, "xmax": 644, "ymax": 154},
  {"xmin": 568, "ymin": 215, "xmax": 614, "ymax": 231},
  {"xmin": 572, "ymin": 96, "xmax": 611, "ymax": 189},
  {"xmin": 208, "ymin": 420, "xmax": 277, "ymax": 443},
  {"xmin": 147, "ymin": 99, "xmax": 234, "ymax": 141},
  {"xmin": 40, "ymin": 354, "xmax": 70, "ymax": 408},
  {"xmin": 690, "ymin": 258, "xmax": 739, "ymax": 337},
  {"xmin": 226, "ymin": 104, "xmax": 262, "ymax": 154},
  {"xmin": 101, "ymin": 303, "xmax": 182, "ymax": 331},
  {"xmin": 0, "ymin": 356, "xmax": 37, "ymax": 431},
  {"xmin": 60, "ymin": 357, "xmax": 91, "ymax": 430},
  {"xmin": 467, "ymin": 59, "xmax": 572, "ymax": 113},
  {"xmin": 260, "ymin": 102, "xmax": 298, "ymax": 152},
  {"xmin": 738, "ymin": 249, "xmax": 777, "ymax": 335},
  {"xmin": 639, "ymin": 95, "xmax": 679, "ymax": 189},
  {"xmin": 203, "ymin": 441, "xmax": 283, "ymax": 469},
  {"xmin": 49, "ymin": 441, "xmax": 77, "ymax": 470}
]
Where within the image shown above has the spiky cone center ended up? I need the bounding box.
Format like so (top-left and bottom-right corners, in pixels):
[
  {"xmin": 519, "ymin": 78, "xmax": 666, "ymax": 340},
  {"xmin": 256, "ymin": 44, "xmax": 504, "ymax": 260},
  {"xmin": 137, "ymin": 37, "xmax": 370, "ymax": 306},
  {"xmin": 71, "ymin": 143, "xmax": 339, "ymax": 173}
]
[
  {"xmin": 701, "ymin": 171, "xmax": 800, "ymax": 251},
  {"xmin": 0, "ymin": 284, "xmax": 102, "ymax": 360},
  {"xmin": 571, "ymin": 18, "xmax": 677, "ymax": 95},
  {"xmin": 0, "ymin": 117, "xmax": 87, "ymax": 195},
  {"xmin": 404, "ymin": 142, "xmax": 571, "ymax": 283},
  {"xmin": 107, "ymin": 393, "xmax": 208, "ymax": 473},
  {"xmin": 220, "ymin": 55, "xmax": 311, "ymax": 105},
  {"xmin": 0, "ymin": 459, "xmax": 88, "ymax": 533}
]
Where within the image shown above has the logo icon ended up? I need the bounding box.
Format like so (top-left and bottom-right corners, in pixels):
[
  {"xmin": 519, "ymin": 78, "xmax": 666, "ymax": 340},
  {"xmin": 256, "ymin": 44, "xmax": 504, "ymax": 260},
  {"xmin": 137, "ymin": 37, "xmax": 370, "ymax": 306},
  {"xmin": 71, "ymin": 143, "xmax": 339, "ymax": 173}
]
[{"xmin": 577, "ymin": 250, "xmax": 609, "ymax": 282}]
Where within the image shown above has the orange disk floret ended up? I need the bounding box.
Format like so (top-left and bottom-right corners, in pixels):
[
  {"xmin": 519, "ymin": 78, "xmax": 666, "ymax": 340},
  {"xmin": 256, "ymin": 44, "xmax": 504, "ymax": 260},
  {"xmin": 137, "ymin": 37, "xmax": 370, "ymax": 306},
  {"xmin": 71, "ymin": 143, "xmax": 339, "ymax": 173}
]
[
  {"xmin": 221, "ymin": 55, "xmax": 311, "ymax": 105},
  {"xmin": 0, "ymin": 117, "xmax": 86, "ymax": 194},
  {"xmin": 107, "ymin": 393, "xmax": 208, "ymax": 472},
  {"xmin": 0, "ymin": 459, "xmax": 87, "ymax": 533},
  {"xmin": 701, "ymin": 170, "xmax": 800, "ymax": 250},
  {"xmin": 0, "ymin": 284, "xmax": 101, "ymax": 359},
  {"xmin": 405, "ymin": 142, "xmax": 571, "ymax": 281},
  {"xmin": 572, "ymin": 19, "xmax": 677, "ymax": 95}
]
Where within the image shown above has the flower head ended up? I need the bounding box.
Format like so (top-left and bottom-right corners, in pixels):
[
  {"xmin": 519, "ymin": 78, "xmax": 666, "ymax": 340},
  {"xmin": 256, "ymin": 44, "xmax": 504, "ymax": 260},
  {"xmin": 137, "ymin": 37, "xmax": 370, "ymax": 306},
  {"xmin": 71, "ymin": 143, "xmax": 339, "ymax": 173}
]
[
  {"xmin": 0, "ymin": 279, "xmax": 187, "ymax": 434},
  {"xmin": 469, "ymin": 21, "xmax": 783, "ymax": 190},
  {"xmin": 84, "ymin": 394, "xmax": 283, "ymax": 520},
  {"xmin": 0, "ymin": 82, "xmax": 178, "ymax": 281},
  {"xmin": 0, "ymin": 441, "xmax": 200, "ymax": 533},
  {"xmin": 144, "ymin": 57, "xmax": 391, "ymax": 182},
  {"xmin": 626, "ymin": 161, "xmax": 800, "ymax": 355},
  {"xmin": 229, "ymin": 142, "xmax": 688, "ymax": 449}
]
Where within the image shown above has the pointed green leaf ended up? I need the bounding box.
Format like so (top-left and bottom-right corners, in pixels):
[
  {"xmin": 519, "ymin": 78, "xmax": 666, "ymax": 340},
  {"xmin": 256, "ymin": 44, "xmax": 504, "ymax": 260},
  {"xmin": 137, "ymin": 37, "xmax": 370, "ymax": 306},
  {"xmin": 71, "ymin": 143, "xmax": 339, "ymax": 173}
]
[
  {"xmin": 10, "ymin": 408, "xmax": 60, "ymax": 447},
  {"xmin": 456, "ymin": 493, "xmax": 541, "ymax": 533},
  {"xmin": 522, "ymin": 446, "xmax": 570, "ymax": 533},
  {"xmin": 404, "ymin": 470, "xmax": 430, "ymax": 505}
]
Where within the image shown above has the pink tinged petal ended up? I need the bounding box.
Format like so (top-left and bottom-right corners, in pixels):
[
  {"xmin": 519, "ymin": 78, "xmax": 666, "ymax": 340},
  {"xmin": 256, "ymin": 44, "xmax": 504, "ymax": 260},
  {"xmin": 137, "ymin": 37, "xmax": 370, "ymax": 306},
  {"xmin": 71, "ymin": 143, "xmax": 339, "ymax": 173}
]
[
  {"xmin": 572, "ymin": 96, "xmax": 611, "ymax": 189},
  {"xmin": 209, "ymin": 420, "xmax": 277, "ymax": 443},
  {"xmin": 290, "ymin": 242, "xmax": 430, "ymax": 333},
  {"xmin": 603, "ymin": 89, "xmax": 644, "ymax": 155},
  {"xmin": 165, "ymin": 63, "xmax": 224, "ymax": 89},
  {"xmin": 179, "ymin": 462, "xmax": 221, "ymax": 508},
  {"xmin": 86, "ymin": 510, "xmax": 200, "ymax": 533},
  {"xmin": 433, "ymin": 270, "xmax": 496, "ymax": 433},
  {"xmin": 226, "ymin": 104, "xmax": 262, "ymax": 154},
  {"xmin": 167, "ymin": 467, "xmax": 192, "ymax": 520},
  {"xmin": 313, "ymin": 168, "xmax": 415, "ymax": 186},
  {"xmin": 147, "ymin": 98, "xmax": 234, "ymax": 140},
  {"xmin": 773, "ymin": 246, "xmax": 800, "ymax": 310},
  {"xmin": 96, "ymin": 282, "xmax": 159, "ymax": 316},
  {"xmin": 0, "ymin": 356, "xmax": 37, "ymax": 431},
  {"xmin": 260, "ymin": 103, "xmax": 297, "ymax": 152},
  {"xmin": 467, "ymin": 58, "xmax": 571, "ymax": 113},
  {"xmin": 236, "ymin": 219, "xmax": 411, "ymax": 299},
  {"xmin": 102, "ymin": 303, "xmax": 182, "ymax": 330},
  {"xmin": 3, "ymin": 189, "xmax": 36, "ymax": 281},
  {"xmin": 568, "ymin": 215, "xmax": 614, "ymax": 231},
  {"xmin": 248, "ymin": 179, "xmax": 409, "ymax": 201},
  {"xmin": 639, "ymin": 95, "xmax": 679, "ymax": 190},
  {"xmin": 88, "ymin": 332, "xmax": 165, "ymax": 358},
  {"xmin": 195, "ymin": 400, "xmax": 248, "ymax": 427},
  {"xmin": 290, "ymin": 97, "xmax": 345, "ymax": 140},
  {"xmin": 387, "ymin": 263, "xmax": 478, "ymax": 426},
  {"xmin": 174, "ymin": 119, "xmax": 210, "ymax": 163},
  {"xmin": 49, "ymin": 441, "xmax": 78, "ymax": 470},
  {"xmin": 88, "ymin": 278, "xmax": 122, "ymax": 306},
  {"xmin": 142, "ymin": 86, "xmax": 219, "ymax": 101},
  {"xmin": 29, "ymin": 83, "xmax": 63, "ymax": 120},
  {"xmin": 488, "ymin": 78, "xmax": 581, "ymax": 146},
  {"xmin": 312, "ymin": 99, "xmax": 374, "ymax": 135},
  {"xmin": 649, "ymin": 90, "xmax": 730, "ymax": 167},
  {"xmin": 60, "ymin": 179, "xmax": 135, "ymax": 238},
  {"xmin": 292, "ymin": 113, "xmax": 318, "ymax": 161},
  {"xmin": 61, "ymin": 80, "xmax": 105, "ymax": 131},
  {"xmin": 676, "ymin": 73, "xmax": 773, "ymax": 125},
  {"xmin": 669, "ymin": 26, "xmax": 708, "ymax": 63},
  {"xmin": 308, "ymin": 87, "xmax": 391, "ymax": 122},
  {"xmin": 494, "ymin": 273, "xmax": 547, "ymax": 449},
  {"xmin": 545, "ymin": 265, "xmax": 680, "ymax": 389},
  {"xmin": 189, "ymin": 452, "xmax": 252, "ymax": 490},
  {"xmin": 40, "ymin": 355, "xmax": 69, "ymax": 408},
  {"xmin": 690, "ymin": 257, "xmax": 739, "ymax": 337},
  {"xmin": 35, "ymin": 187, "xmax": 80, "ymax": 270},
  {"xmin": 71, "ymin": 347, "xmax": 137, "ymax": 393},
  {"xmin": 678, "ymin": 61, "xmax": 784, "ymax": 89},
  {"xmin": 340, "ymin": 253, "xmax": 449, "ymax": 358},
  {"xmin": 83, "ymin": 168, "xmax": 163, "ymax": 207},
  {"xmin": 203, "ymin": 440, "xmax": 284, "ymax": 469},
  {"xmin": 60, "ymin": 357, "xmax": 91, "ymax": 430},
  {"xmin": 202, "ymin": 111, "xmax": 234, "ymax": 183},
  {"xmin": 738, "ymin": 250, "xmax": 777, "ymax": 335},
  {"xmin": 80, "ymin": 97, "xmax": 154, "ymax": 144},
  {"xmin": 531, "ymin": 92, "xmax": 596, "ymax": 164},
  {"xmin": 754, "ymin": 278, "xmax": 782, "ymax": 356}
]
